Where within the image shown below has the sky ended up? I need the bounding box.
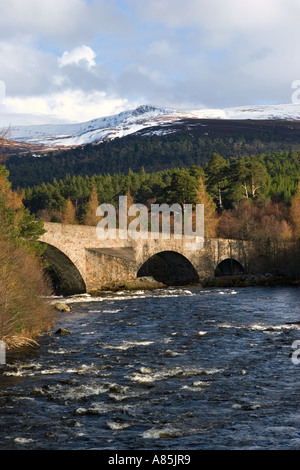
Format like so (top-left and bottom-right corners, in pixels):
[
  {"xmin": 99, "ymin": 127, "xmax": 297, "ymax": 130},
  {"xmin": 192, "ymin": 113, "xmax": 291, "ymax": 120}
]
[{"xmin": 0, "ymin": 0, "xmax": 300, "ymax": 125}]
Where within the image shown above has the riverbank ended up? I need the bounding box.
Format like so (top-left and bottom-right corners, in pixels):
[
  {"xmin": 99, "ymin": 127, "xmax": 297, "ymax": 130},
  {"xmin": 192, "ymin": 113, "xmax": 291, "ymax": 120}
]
[
  {"xmin": 88, "ymin": 274, "xmax": 300, "ymax": 293},
  {"xmin": 201, "ymin": 273, "xmax": 300, "ymax": 288}
]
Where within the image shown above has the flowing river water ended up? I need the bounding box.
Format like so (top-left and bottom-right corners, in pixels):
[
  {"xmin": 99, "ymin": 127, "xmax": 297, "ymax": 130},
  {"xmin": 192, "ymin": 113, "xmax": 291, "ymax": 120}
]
[{"xmin": 0, "ymin": 285, "xmax": 299, "ymax": 450}]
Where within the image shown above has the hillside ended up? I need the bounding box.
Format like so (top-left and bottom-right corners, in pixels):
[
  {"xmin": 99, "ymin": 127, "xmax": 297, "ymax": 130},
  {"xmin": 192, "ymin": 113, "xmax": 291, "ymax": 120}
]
[
  {"xmin": 6, "ymin": 103, "xmax": 300, "ymax": 150},
  {"xmin": 5, "ymin": 117, "xmax": 300, "ymax": 189}
]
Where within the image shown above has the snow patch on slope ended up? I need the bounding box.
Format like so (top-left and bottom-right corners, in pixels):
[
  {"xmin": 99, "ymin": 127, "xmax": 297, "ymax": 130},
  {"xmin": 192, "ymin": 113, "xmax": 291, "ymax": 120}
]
[{"xmin": 6, "ymin": 103, "xmax": 300, "ymax": 149}]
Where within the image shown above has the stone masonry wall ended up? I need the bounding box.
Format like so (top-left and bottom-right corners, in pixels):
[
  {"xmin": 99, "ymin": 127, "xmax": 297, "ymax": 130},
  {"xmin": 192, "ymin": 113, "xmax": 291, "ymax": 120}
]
[{"xmin": 40, "ymin": 222, "xmax": 248, "ymax": 291}]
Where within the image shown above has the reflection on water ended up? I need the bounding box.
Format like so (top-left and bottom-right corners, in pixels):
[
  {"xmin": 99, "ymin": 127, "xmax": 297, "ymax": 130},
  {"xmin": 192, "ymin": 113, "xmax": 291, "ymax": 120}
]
[{"xmin": 0, "ymin": 286, "xmax": 299, "ymax": 450}]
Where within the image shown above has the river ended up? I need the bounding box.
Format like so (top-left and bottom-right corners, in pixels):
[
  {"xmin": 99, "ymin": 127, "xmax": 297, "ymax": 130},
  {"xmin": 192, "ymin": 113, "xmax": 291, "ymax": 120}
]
[{"xmin": 0, "ymin": 285, "xmax": 299, "ymax": 450}]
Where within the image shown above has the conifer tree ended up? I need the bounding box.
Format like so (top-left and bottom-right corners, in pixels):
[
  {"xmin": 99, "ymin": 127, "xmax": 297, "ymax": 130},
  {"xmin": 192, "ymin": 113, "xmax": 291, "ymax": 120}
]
[
  {"xmin": 83, "ymin": 187, "xmax": 100, "ymax": 226},
  {"xmin": 195, "ymin": 177, "xmax": 218, "ymax": 237},
  {"xmin": 0, "ymin": 165, "xmax": 45, "ymax": 254},
  {"xmin": 205, "ymin": 153, "xmax": 228, "ymax": 211},
  {"xmin": 290, "ymin": 181, "xmax": 300, "ymax": 239},
  {"xmin": 126, "ymin": 188, "xmax": 136, "ymax": 228},
  {"xmin": 62, "ymin": 197, "xmax": 77, "ymax": 224}
]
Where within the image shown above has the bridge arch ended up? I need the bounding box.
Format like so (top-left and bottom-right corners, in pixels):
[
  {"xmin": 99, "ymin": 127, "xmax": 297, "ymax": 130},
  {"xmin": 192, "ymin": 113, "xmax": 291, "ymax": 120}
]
[
  {"xmin": 137, "ymin": 250, "xmax": 199, "ymax": 285},
  {"xmin": 40, "ymin": 242, "xmax": 86, "ymax": 295},
  {"xmin": 215, "ymin": 258, "xmax": 245, "ymax": 276}
]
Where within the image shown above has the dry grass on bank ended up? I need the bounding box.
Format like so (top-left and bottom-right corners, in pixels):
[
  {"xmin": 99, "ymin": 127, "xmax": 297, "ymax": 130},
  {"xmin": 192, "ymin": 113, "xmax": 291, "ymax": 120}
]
[
  {"xmin": 1, "ymin": 335, "xmax": 40, "ymax": 350},
  {"xmin": 0, "ymin": 235, "xmax": 57, "ymax": 350}
]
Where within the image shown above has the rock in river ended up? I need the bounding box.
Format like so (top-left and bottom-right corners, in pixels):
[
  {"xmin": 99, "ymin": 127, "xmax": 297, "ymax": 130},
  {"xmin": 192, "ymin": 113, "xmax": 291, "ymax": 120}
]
[
  {"xmin": 54, "ymin": 303, "xmax": 71, "ymax": 312},
  {"xmin": 55, "ymin": 328, "xmax": 71, "ymax": 335}
]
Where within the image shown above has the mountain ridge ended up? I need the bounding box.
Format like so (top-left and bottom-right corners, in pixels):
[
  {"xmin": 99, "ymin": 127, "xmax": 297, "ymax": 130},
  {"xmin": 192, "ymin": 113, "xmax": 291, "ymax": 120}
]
[{"xmin": 6, "ymin": 102, "xmax": 300, "ymax": 150}]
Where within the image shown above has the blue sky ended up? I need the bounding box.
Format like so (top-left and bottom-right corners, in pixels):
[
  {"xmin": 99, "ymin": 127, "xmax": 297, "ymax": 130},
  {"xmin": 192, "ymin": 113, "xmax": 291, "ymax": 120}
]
[{"xmin": 0, "ymin": 0, "xmax": 300, "ymax": 125}]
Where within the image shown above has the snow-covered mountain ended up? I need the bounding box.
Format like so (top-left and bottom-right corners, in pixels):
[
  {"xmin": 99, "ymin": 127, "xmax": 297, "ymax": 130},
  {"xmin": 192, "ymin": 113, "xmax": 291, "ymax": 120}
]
[{"xmin": 7, "ymin": 103, "xmax": 300, "ymax": 149}]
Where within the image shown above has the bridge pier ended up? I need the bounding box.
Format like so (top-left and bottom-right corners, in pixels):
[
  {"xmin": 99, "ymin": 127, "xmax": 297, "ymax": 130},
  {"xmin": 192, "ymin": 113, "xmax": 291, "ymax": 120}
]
[{"xmin": 85, "ymin": 248, "xmax": 137, "ymax": 292}]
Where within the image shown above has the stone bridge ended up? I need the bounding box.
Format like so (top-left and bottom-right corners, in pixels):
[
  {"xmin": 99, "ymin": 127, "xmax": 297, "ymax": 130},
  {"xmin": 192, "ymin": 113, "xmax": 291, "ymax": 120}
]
[{"xmin": 39, "ymin": 222, "xmax": 247, "ymax": 295}]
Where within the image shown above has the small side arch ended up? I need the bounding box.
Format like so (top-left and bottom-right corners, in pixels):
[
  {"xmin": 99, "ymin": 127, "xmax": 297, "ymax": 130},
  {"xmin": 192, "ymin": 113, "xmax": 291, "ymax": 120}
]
[
  {"xmin": 137, "ymin": 250, "xmax": 199, "ymax": 285},
  {"xmin": 41, "ymin": 242, "xmax": 86, "ymax": 295},
  {"xmin": 215, "ymin": 258, "xmax": 245, "ymax": 277}
]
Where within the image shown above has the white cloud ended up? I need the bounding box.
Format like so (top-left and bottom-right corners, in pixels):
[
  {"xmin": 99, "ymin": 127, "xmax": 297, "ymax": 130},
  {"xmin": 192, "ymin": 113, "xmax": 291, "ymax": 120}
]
[
  {"xmin": 58, "ymin": 46, "xmax": 97, "ymax": 69},
  {"xmin": 0, "ymin": 0, "xmax": 87, "ymax": 45},
  {"xmin": 133, "ymin": 0, "xmax": 295, "ymax": 32},
  {"xmin": 0, "ymin": 0, "xmax": 130, "ymax": 47},
  {"xmin": 0, "ymin": 0, "xmax": 300, "ymax": 124},
  {"xmin": 0, "ymin": 80, "xmax": 5, "ymax": 104},
  {"xmin": 3, "ymin": 89, "xmax": 134, "ymax": 124}
]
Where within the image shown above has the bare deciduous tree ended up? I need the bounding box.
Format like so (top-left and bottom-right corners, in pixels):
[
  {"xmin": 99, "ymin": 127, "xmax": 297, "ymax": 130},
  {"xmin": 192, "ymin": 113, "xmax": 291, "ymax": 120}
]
[{"xmin": 0, "ymin": 127, "xmax": 12, "ymax": 161}]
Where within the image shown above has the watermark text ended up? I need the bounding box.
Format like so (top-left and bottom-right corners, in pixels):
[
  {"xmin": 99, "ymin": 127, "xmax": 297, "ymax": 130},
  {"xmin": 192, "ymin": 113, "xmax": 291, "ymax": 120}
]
[
  {"xmin": 0, "ymin": 80, "xmax": 6, "ymax": 106},
  {"xmin": 0, "ymin": 340, "xmax": 6, "ymax": 365},
  {"xmin": 96, "ymin": 196, "xmax": 204, "ymax": 250},
  {"xmin": 291, "ymin": 340, "xmax": 300, "ymax": 365},
  {"xmin": 291, "ymin": 80, "xmax": 300, "ymax": 104}
]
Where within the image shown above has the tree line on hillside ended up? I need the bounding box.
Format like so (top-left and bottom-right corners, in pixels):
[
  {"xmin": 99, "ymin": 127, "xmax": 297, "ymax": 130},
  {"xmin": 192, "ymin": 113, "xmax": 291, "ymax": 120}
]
[
  {"xmin": 23, "ymin": 151, "xmax": 300, "ymax": 218},
  {"xmin": 21, "ymin": 151, "xmax": 300, "ymax": 278},
  {"xmin": 5, "ymin": 128, "xmax": 300, "ymax": 189}
]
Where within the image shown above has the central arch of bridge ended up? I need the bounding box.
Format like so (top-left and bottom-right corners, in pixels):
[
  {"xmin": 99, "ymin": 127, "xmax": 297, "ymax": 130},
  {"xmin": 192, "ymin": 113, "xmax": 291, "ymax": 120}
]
[
  {"xmin": 41, "ymin": 242, "xmax": 86, "ymax": 295},
  {"xmin": 137, "ymin": 250, "xmax": 199, "ymax": 285},
  {"xmin": 215, "ymin": 258, "xmax": 245, "ymax": 276}
]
